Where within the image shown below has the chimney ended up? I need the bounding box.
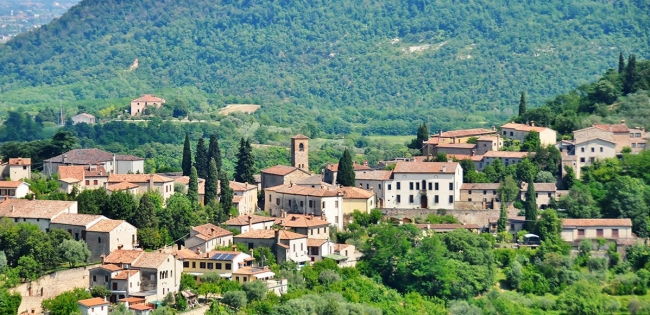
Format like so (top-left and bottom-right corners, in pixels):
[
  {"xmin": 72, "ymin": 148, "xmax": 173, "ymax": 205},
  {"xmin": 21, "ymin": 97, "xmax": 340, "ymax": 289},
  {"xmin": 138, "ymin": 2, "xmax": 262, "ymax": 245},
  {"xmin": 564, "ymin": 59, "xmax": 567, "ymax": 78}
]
[
  {"xmin": 149, "ymin": 174, "xmax": 154, "ymax": 190},
  {"xmin": 439, "ymin": 129, "xmax": 443, "ymax": 136},
  {"xmin": 249, "ymin": 249, "xmax": 254, "ymax": 257},
  {"xmin": 447, "ymin": 158, "xmax": 453, "ymax": 163},
  {"xmin": 359, "ymin": 183, "xmax": 362, "ymax": 188},
  {"xmin": 32, "ymin": 195, "xmax": 35, "ymax": 200},
  {"xmin": 491, "ymin": 125, "xmax": 495, "ymax": 131},
  {"xmin": 11, "ymin": 205, "xmax": 14, "ymax": 212},
  {"xmin": 195, "ymin": 247, "xmax": 201, "ymax": 254},
  {"xmin": 232, "ymin": 245, "xmax": 237, "ymax": 252},
  {"xmin": 229, "ymin": 213, "xmax": 233, "ymax": 220},
  {"xmin": 363, "ymin": 160, "xmax": 368, "ymax": 166},
  {"xmin": 290, "ymin": 181, "xmax": 293, "ymax": 187},
  {"xmin": 471, "ymin": 150, "xmax": 476, "ymax": 156},
  {"xmin": 274, "ymin": 230, "xmax": 281, "ymax": 245},
  {"xmin": 247, "ymin": 215, "xmax": 252, "ymax": 231},
  {"xmin": 100, "ymin": 255, "xmax": 105, "ymax": 264},
  {"xmin": 621, "ymin": 119, "xmax": 626, "ymax": 125},
  {"xmin": 63, "ymin": 154, "xmax": 67, "ymax": 164},
  {"xmin": 281, "ymin": 210, "xmax": 286, "ymax": 218},
  {"xmin": 211, "ymin": 228, "xmax": 215, "ymax": 236},
  {"xmin": 530, "ymin": 120, "xmax": 535, "ymax": 127},
  {"xmin": 442, "ymin": 165, "xmax": 447, "ymax": 172},
  {"xmin": 118, "ymin": 245, "xmax": 123, "ymax": 250}
]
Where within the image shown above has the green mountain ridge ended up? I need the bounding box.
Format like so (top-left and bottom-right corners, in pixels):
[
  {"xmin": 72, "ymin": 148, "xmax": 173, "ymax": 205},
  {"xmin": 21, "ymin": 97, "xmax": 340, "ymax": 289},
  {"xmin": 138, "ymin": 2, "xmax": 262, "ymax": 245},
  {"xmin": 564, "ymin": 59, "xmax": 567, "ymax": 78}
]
[{"xmin": 0, "ymin": 0, "xmax": 649, "ymax": 134}]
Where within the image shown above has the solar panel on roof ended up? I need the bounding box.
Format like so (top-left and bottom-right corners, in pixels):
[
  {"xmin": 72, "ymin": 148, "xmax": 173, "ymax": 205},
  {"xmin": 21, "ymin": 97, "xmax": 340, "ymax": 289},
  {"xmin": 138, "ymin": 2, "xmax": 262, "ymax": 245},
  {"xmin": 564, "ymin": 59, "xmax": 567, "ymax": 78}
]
[{"xmin": 211, "ymin": 253, "xmax": 237, "ymax": 260}]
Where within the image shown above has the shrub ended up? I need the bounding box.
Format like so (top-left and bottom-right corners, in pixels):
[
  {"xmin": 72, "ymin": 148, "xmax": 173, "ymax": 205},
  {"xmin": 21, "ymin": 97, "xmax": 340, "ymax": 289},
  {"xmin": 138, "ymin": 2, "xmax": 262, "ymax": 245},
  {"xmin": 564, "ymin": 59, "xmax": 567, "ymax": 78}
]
[
  {"xmin": 222, "ymin": 290, "xmax": 247, "ymax": 309},
  {"xmin": 587, "ymin": 257, "xmax": 607, "ymax": 272}
]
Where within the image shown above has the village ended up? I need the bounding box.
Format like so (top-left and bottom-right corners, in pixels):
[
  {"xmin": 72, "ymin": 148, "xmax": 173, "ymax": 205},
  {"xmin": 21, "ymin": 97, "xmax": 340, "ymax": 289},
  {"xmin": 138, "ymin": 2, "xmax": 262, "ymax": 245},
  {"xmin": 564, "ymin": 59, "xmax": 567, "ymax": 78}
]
[{"xmin": 0, "ymin": 94, "xmax": 647, "ymax": 314}]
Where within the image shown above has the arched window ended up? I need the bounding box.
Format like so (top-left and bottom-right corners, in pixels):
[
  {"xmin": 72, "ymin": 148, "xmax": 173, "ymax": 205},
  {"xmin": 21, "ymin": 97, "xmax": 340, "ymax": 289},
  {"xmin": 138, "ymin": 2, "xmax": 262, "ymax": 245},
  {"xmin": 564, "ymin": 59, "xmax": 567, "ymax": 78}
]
[{"xmin": 299, "ymin": 143, "xmax": 304, "ymax": 151}]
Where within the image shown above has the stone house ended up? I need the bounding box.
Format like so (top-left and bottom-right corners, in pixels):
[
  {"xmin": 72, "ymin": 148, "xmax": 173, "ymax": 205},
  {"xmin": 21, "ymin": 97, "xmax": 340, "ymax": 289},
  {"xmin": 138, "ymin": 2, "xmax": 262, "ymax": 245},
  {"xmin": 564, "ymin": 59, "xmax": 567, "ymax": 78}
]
[
  {"xmin": 331, "ymin": 243, "xmax": 357, "ymax": 267},
  {"xmin": 477, "ymin": 151, "xmax": 531, "ymax": 171},
  {"xmin": 500, "ymin": 122, "xmax": 557, "ymax": 146},
  {"xmin": 223, "ymin": 214, "xmax": 276, "ymax": 234},
  {"xmin": 89, "ymin": 250, "xmax": 182, "ymax": 303},
  {"xmin": 278, "ymin": 213, "xmax": 330, "ymax": 239},
  {"xmin": 422, "ymin": 128, "xmax": 497, "ymax": 155},
  {"xmin": 520, "ymin": 182, "xmax": 558, "ymax": 209},
  {"xmin": 0, "ymin": 157, "xmax": 32, "ymax": 181},
  {"xmin": 307, "ymin": 238, "xmax": 335, "ymax": 263},
  {"xmin": 130, "ymin": 94, "xmax": 165, "ymax": 116},
  {"xmin": 107, "ymin": 174, "xmax": 175, "ymax": 201},
  {"xmin": 260, "ymin": 165, "xmax": 311, "ymax": 190},
  {"xmin": 71, "ymin": 113, "xmax": 96, "ymax": 125},
  {"xmin": 85, "ymin": 219, "xmax": 138, "ymax": 262},
  {"xmin": 44, "ymin": 148, "xmax": 145, "ymax": 175},
  {"xmin": 264, "ymin": 183, "xmax": 344, "ymax": 229},
  {"xmin": 106, "ymin": 182, "xmax": 140, "ymax": 194},
  {"xmin": 432, "ymin": 143, "xmax": 477, "ymax": 156},
  {"xmin": 233, "ymin": 230, "xmax": 310, "ymax": 266},
  {"xmin": 184, "ymin": 223, "xmax": 233, "ymax": 253},
  {"xmin": 476, "ymin": 136, "xmax": 503, "ymax": 155},
  {"xmin": 172, "ymin": 176, "xmax": 206, "ymax": 204},
  {"xmin": 230, "ymin": 181, "xmax": 258, "ymax": 215},
  {"xmin": 459, "ymin": 183, "xmax": 500, "ymax": 209},
  {"xmin": 561, "ymin": 218, "xmax": 633, "ymax": 242},
  {"xmin": 0, "ymin": 181, "xmax": 30, "ymax": 199},
  {"xmin": 77, "ymin": 297, "xmax": 109, "ymax": 315},
  {"xmin": 0, "ymin": 199, "xmax": 78, "ymax": 231},
  {"xmin": 385, "ymin": 162, "xmax": 463, "ymax": 210},
  {"xmin": 322, "ymin": 161, "xmax": 371, "ymax": 185},
  {"xmin": 591, "ymin": 120, "xmax": 646, "ymax": 153},
  {"xmin": 354, "ymin": 170, "xmax": 393, "ymax": 208},
  {"xmin": 58, "ymin": 165, "xmax": 109, "ymax": 192},
  {"xmin": 231, "ymin": 266, "xmax": 288, "ymax": 296}
]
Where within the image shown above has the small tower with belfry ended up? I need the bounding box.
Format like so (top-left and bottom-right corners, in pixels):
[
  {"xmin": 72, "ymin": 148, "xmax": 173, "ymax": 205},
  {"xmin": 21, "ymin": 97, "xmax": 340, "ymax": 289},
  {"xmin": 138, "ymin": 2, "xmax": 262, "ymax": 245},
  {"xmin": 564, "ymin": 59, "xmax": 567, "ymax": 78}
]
[{"xmin": 291, "ymin": 134, "xmax": 309, "ymax": 172}]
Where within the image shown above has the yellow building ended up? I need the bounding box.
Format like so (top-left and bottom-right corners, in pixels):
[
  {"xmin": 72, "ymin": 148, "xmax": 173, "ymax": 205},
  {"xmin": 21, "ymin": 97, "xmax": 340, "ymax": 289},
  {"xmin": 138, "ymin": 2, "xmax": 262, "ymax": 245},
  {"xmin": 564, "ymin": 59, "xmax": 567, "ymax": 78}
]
[
  {"xmin": 337, "ymin": 186, "xmax": 375, "ymax": 215},
  {"xmin": 175, "ymin": 248, "xmax": 253, "ymax": 279}
]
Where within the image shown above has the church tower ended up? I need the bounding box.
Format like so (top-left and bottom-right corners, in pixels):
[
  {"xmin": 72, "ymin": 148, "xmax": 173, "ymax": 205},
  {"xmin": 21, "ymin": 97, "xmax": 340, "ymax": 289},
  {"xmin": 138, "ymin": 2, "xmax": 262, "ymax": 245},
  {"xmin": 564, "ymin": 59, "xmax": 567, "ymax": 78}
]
[{"xmin": 291, "ymin": 134, "xmax": 309, "ymax": 172}]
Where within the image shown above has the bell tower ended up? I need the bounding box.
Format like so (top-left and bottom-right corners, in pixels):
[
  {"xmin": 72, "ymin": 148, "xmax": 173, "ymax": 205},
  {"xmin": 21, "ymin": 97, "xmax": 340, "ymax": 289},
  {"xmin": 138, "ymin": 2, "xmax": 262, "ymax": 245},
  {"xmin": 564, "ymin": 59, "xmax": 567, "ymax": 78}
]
[{"xmin": 291, "ymin": 134, "xmax": 309, "ymax": 171}]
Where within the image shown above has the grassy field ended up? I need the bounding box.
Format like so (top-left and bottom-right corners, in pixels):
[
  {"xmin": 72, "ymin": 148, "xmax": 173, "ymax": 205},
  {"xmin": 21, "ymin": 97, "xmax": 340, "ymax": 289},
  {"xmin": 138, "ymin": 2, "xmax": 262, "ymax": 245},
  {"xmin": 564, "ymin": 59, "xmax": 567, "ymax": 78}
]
[{"xmin": 366, "ymin": 135, "xmax": 412, "ymax": 146}]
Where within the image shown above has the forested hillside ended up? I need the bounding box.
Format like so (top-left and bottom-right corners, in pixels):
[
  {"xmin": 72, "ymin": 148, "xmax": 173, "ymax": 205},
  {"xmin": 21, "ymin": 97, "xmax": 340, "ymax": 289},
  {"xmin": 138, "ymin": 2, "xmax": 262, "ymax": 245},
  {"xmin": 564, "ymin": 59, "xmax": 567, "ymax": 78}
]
[{"xmin": 0, "ymin": 0, "xmax": 648, "ymax": 134}]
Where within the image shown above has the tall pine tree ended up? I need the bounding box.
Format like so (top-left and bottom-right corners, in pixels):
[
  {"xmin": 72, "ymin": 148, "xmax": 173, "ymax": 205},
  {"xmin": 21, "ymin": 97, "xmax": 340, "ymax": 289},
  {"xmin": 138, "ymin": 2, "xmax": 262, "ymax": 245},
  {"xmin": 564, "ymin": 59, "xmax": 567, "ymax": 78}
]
[
  {"xmin": 208, "ymin": 134, "xmax": 222, "ymax": 174},
  {"xmin": 195, "ymin": 138, "xmax": 209, "ymax": 179},
  {"xmin": 623, "ymin": 54, "xmax": 637, "ymax": 95},
  {"xmin": 133, "ymin": 193, "xmax": 158, "ymax": 229},
  {"xmin": 524, "ymin": 178, "xmax": 537, "ymax": 231},
  {"xmin": 518, "ymin": 91, "xmax": 526, "ymax": 117},
  {"xmin": 336, "ymin": 148, "xmax": 355, "ymax": 187},
  {"xmin": 182, "ymin": 134, "xmax": 192, "ymax": 176},
  {"xmin": 187, "ymin": 166, "xmax": 199, "ymax": 205},
  {"xmin": 219, "ymin": 171, "xmax": 234, "ymax": 217},
  {"xmin": 204, "ymin": 158, "xmax": 218, "ymax": 205},
  {"xmin": 618, "ymin": 52, "xmax": 625, "ymax": 74},
  {"xmin": 234, "ymin": 138, "xmax": 255, "ymax": 184}
]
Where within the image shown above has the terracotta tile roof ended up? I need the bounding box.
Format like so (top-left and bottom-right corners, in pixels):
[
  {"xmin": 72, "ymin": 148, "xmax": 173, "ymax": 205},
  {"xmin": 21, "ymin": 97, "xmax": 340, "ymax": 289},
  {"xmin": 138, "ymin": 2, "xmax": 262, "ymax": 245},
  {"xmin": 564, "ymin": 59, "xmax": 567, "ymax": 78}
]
[
  {"xmin": 434, "ymin": 143, "xmax": 477, "ymax": 149},
  {"xmin": 501, "ymin": 123, "xmax": 552, "ymax": 133},
  {"xmin": 483, "ymin": 151, "xmax": 530, "ymax": 159},
  {"xmin": 232, "ymin": 196, "xmax": 242, "ymax": 204},
  {"xmin": 562, "ymin": 218, "xmax": 632, "ymax": 227},
  {"xmin": 291, "ymin": 134, "xmax": 309, "ymax": 139},
  {"xmin": 575, "ymin": 137, "xmax": 617, "ymax": 145},
  {"xmin": 85, "ymin": 166, "xmax": 108, "ymax": 177},
  {"xmin": 276, "ymin": 243, "xmax": 289, "ymax": 249},
  {"xmin": 51, "ymin": 213, "xmax": 104, "ymax": 226},
  {"xmin": 447, "ymin": 154, "xmax": 483, "ymax": 162},
  {"xmin": 78, "ymin": 297, "xmax": 109, "ymax": 307},
  {"xmin": 265, "ymin": 184, "xmax": 340, "ymax": 197},
  {"xmin": 132, "ymin": 94, "xmax": 165, "ymax": 103},
  {"xmin": 179, "ymin": 250, "xmax": 246, "ymax": 261},
  {"xmin": 129, "ymin": 304, "xmax": 153, "ymax": 311},
  {"xmin": 230, "ymin": 181, "xmax": 256, "ymax": 191},
  {"xmin": 0, "ymin": 181, "xmax": 25, "ymax": 188},
  {"xmin": 477, "ymin": 136, "xmax": 499, "ymax": 141},
  {"xmin": 294, "ymin": 175, "xmax": 329, "ymax": 186},
  {"xmin": 423, "ymin": 137, "xmax": 440, "ymax": 145},
  {"xmin": 307, "ymin": 238, "xmax": 328, "ymax": 247},
  {"xmin": 133, "ymin": 252, "xmax": 173, "ymax": 269},
  {"xmin": 106, "ymin": 181, "xmax": 139, "ymax": 192},
  {"xmin": 45, "ymin": 148, "xmax": 144, "ymax": 164},
  {"xmin": 108, "ymin": 174, "xmax": 173, "ymax": 183},
  {"xmin": 87, "ymin": 219, "xmax": 128, "ymax": 232},
  {"xmin": 103, "ymin": 250, "xmax": 144, "ymax": 264},
  {"xmin": 521, "ymin": 182, "xmax": 557, "ymax": 192},
  {"xmin": 393, "ymin": 162, "xmax": 458, "ymax": 174},
  {"xmin": 355, "ymin": 170, "xmax": 393, "ymax": 180},
  {"xmin": 233, "ymin": 266, "xmax": 274, "ymax": 276},
  {"xmin": 8, "ymin": 158, "xmax": 31, "ymax": 166},
  {"xmin": 461, "ymin": 183, "xmax": 500, "ymax": 190},
  {"xmin": 0, "ymin": 199, "xmax": 75, "ymax": 219},
  {"xmin": 98, "ymin": 264, "xmax": 122, "ymax": 272},
  {"xmin": 261, "ymin": 165, "xmax": 307, "ymax": 176},
  {"xmin": 72, "ymin": 113, "xmax": 95, "ymax": 119},
  {"xmin": 337, "ymin": 186, "xmax": 374, "ymax": 199},
  {"xmin": 326, "ymin": 163, "xmax": 371, "ymax": 172},
  {"xmin": 119, "ymin": 297, "xmax": 145, "ymax": 303},
  {"xmin": 436, "ymin": 128, "xmax": 496, "ymax": 138},
  {"xmin": 58, "ymin": 166, "xmax": 86, "ymax": 181},
  {"xmin": 59, "ymin": 178, "xmax": 82, "ymax": 184},
  {"xmin": 280, "ymin": 214, "xmax": 330, "ymax": 228},
  {"xmin": 224, "ymin": 214, "xmax": 276, "ymax": 226},
  {"xmin": 234, "ymin": 229, "xmax": 306, "ymax": 240},
  {"xmin": 191, "ymin": 223, "xmax": 232, "ymax": 240},
  {"xmin": 112, "ymin": 270, "xmax": 139, "ymax": 280},
  {"xmin": 334, "ymin": 244, "xmax": 351, "ymax": 252},
  {"xmin": 593, "ymin": 124, "xmax": 629, "ymax": 133}
]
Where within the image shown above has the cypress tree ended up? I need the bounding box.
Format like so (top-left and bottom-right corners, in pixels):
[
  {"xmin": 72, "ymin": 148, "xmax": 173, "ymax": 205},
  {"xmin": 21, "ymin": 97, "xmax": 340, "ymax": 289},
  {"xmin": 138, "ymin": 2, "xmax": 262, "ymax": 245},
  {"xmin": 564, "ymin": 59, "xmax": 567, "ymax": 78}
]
[
  {"xmin": 195, "ymin": 138, "xmax": 209, "ymax": 179},
  {"xmin": 205, "ymin": 158, "xmax": 218, "ymax": 204},
  {"xmin": 234, "ymin": 138, "xmax": 255, "ymax": 184},
  {"xmin": 208, "ymin": 134, "xmax": 222, "ymax": 174},
  {"xmin": 524, "ymin": 178, "xmax": 537, "ymax": 231},
  {"xmin": 497, "ymin": 200, "xmax": 507, "ymax": 233},
  {"xmin": 416, "ymin": 123, "xmax": 429, "ymax": 154},
  {"xmin": 336, "ymin": 148, "xmax": 355, "ymax": 187},
  {"xmin": 618, "ymin": 52, "xmax": 625, "ymax": 74},
  {"xmin": 623, "ymin": 54, "xmax": 637, "ymax": 95},
  {"xmin": 133, "ymin": 193, "xmax": 157, "ymax": 229},
  {"xmin": 219, "ymin": 171, "xmax": 234, "ymax": 217},
  {"xmin": 182, "ymin": 134, "xmax": 192, "ymax": 176},
  {"xmin": 187, "ymin": 166, "xmax": 199, "ymax": 205},
  {"xmin": 518, "ymin": 91, "xmax": 526, "ymax": 117}
]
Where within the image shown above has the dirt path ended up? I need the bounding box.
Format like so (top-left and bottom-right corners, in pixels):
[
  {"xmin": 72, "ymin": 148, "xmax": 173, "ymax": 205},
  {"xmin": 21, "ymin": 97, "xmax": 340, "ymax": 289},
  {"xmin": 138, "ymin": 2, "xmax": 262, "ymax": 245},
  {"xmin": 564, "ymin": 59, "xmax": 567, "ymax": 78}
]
[{"xmin": 182, "ymin": 304, "xmax": 211, "ymax": 315}]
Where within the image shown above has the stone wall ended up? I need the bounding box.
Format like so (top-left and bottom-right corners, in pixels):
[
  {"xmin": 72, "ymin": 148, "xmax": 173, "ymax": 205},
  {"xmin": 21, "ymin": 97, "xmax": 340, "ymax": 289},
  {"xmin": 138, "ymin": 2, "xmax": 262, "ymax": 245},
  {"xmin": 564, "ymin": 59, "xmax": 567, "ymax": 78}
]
[
  {"xmin": 382, "ymin": 208, "xmax": 501, "ymax": 228},
  {"xmin": 12, "ymin": 265, "xmax": 99, "ymax": 314}
]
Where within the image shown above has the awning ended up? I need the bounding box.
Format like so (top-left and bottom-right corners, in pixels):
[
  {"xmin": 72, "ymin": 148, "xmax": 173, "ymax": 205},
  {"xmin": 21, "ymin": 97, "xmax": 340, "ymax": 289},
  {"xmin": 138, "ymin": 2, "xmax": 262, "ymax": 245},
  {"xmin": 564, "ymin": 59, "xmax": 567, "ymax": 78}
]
[
  {"xmin": 323, "ymin": 254, "xmax": 348, "ymax": 261},
  {"xmin": 291, "ymin": 255, "xmax": 312, "ymax": 263},
  {"xmin": 253, "ymin": 271, "xmax": 275, "ymax": 279},
  {"xmin": 219, "ymin": 273, "xmax": 232, "ymax": 278}
]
